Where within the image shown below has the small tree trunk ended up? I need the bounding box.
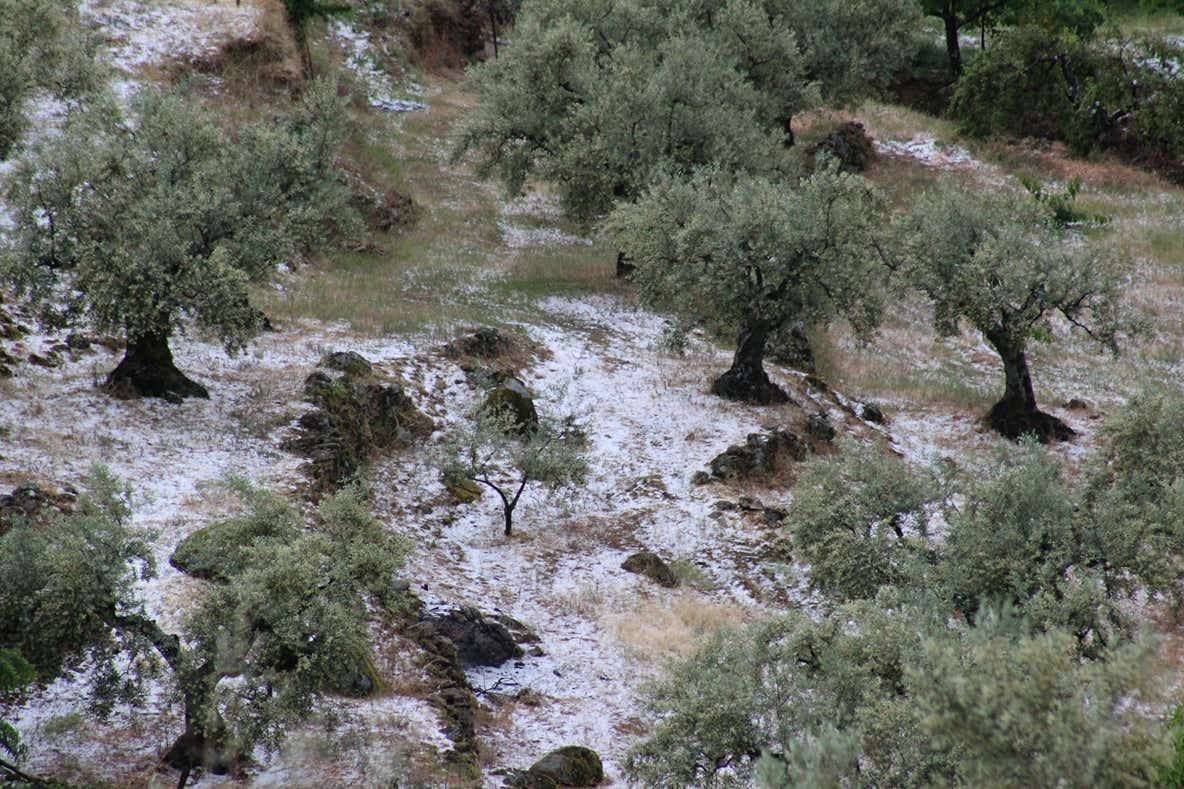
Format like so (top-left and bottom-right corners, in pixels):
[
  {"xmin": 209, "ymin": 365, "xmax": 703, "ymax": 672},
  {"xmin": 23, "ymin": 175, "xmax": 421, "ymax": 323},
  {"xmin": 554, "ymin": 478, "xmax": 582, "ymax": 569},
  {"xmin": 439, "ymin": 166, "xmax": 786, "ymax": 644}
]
[
  {"xmin": 985, "ymin": 333, "xmax": 1074, "ymax": 442},
  {"xmin": 503, "ymin": 505, "xmax": 513, "ymax": 536},
  {"xmin": 943, "ymin": 7, "xmax": 963, "ymax": 78},
  {"xmin": 488, "ymin": 2, "xmax": 499, "ymax": 58},
  {"xmin": 104, "ymin": 329, "xmax": 209, "ymax": 402},
  {"xmin": 711, "ymin": 320, "xmax": 789, "ymax": 405},
  {"xmin": 164, "ymin": 681, "xmax": 238, "ymax": 781},
  {"xmin": 783, "ymin": 114, "xmax": 795, "ymax": 147},
  {"xmin": 615, "ymin": 251, "xmax": 635, "ymax": 279}
]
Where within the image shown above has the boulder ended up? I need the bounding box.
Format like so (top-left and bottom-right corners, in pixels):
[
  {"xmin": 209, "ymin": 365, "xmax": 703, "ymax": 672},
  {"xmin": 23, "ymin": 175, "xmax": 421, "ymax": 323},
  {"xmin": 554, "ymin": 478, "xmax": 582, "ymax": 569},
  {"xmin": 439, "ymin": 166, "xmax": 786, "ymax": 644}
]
[
  {"xmin": 483, "ymin": 376, "xmax": 538, "ymax": 432},
  {"xmin": 421, "ymin": 606, "xmax": 525, "ymax": 668},
  {"xmin": 621, "ymin": 550, "xmax": 678, "ymax": 588},
  {"xmin": 524, "ymin": 746, "xmax": 604, "ymax": 787},
  {"xmin": 444, "ymin": 327, "xmax": 513, "ymax": 360},
  {"xmin": 708, "ymin": 429, "xmax": 808, "ymax": 481},
  {"xmin": 285, "ymin": 353, "xmax": 433, "ymax": 493},
  {"xmin": 809, "ymin": 121, "xmax": 876, "ymax": 173},
  {"xmin": 320, "ymin": 350, "xmax": 372, "ymax": 378},
  {"xmin": 806, "ymin": 412, "xmax": 836, "ymax": 444},
  {"xmin": 0, "ymin": 482, "xmax": 78, "ymax": 534}
]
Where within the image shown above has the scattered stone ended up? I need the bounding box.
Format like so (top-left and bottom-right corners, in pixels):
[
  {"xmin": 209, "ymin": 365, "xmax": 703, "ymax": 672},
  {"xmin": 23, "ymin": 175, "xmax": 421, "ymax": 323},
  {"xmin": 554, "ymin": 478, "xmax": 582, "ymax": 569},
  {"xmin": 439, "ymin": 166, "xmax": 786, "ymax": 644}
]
[
  {"xmin": 519, "ymin": 746, "xmax": 604, "ymax": 788},
  {"xmin": 621, "ymin": 550, "xmax": 678, "ymax": 588},
  {"xmin": 1066, "ymin": 398, "xmax": 1091, "ymax": 411},
  {"xmin": 419, "ymin": 606, "xmax": 525, "ymax": 668},
  {"xmin": 736, "ymin": 496, "xmax": 763, "ymax": 512},
  {"xmin": 402, "ymin": 598, "xmax": 482, "ymax": 778},
  {"xmin": 707, "ymin": 428, "xmax": 808, "ymax": 481},
  {"xmin": 483, "ymin": 376, "xmax": 538, "ymax": 432},
  {"xmin": 690, "ymin": 470, "xmax": 713, "ymax": 486}
]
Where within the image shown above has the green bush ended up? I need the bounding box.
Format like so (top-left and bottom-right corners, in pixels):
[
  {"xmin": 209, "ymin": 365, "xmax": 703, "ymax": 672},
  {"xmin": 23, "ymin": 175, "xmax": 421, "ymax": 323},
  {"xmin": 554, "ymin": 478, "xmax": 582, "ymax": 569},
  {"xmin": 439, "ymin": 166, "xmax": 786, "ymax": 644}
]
[{"xmin": 952, "ymin": 24, "xmax": 1184, "ymax": 165}]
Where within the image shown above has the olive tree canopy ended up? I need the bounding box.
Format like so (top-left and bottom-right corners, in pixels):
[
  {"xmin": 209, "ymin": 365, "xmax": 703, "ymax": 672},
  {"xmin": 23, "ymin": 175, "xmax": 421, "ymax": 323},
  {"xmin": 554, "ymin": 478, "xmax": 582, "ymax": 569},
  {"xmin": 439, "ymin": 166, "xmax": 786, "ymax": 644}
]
[
  {"xmin": 2, "ymin": 81, "xmax": 358, "ymax": 401},
  {"xmin": 455, "ymin": 0, "xmax": 920, "ymax": 222},
  {"xmin": 608, "ymin": 165, "xmax": 888, "ymax": 403}
]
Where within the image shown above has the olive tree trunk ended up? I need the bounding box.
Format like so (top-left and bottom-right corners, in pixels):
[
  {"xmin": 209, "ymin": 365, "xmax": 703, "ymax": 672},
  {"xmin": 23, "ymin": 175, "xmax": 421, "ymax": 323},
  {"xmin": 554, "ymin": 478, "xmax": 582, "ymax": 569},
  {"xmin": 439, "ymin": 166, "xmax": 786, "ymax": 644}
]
[
  {"xmin": 115, "ymin": 615, "xmax": 237, "ymax": 786},
  {"xmin": 985, "ymin": 332, "xmax": 1074, "ymax": 442},
  {"xmin": 104, "ymin": 329, "xmax": 209, "ymax": 402},
  {"xmin": 942, "ymin": 6, "xmax": 963, "ymax": 77},
  {"xmin": 711, "ymin": 320, "xmax": 789, "ymax": 405}
]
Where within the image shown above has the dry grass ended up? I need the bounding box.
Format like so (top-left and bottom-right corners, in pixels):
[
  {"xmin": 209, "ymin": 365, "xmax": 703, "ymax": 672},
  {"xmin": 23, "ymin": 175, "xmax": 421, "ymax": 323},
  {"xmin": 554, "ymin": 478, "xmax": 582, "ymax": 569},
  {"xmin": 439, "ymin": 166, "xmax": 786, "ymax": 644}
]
[{"xmin": 606, "ymin": 592, "xmax": 756, "ymax": 662}]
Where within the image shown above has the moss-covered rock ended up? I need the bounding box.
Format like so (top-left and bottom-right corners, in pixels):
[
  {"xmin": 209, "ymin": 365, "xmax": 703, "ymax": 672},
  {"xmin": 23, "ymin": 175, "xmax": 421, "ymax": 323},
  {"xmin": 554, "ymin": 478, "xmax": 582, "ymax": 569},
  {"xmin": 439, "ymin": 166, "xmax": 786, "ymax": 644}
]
[
  {"xmin": 284, "ymin": 352, "xmax": 434, "ymax": 494},
  {"xmin": 445, "ymin": 477, "xmax": 483, "ymax": 503},
  {"xmin": 525, "ymin": 746, "xmax": 604, "ymax": 787},
  {"xmin": 621, "ymin": 550, "xmax": 678, "ymax": 588},
  {"xmin": 482, "ymin": 376, "xmax": 538, "ymax": 432}
]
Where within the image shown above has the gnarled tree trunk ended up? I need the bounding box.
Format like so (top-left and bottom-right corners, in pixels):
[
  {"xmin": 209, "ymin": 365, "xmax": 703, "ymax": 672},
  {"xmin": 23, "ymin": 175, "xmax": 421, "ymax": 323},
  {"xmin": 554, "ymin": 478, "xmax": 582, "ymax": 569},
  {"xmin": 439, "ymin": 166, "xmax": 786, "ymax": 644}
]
[
  {"xmin": 104, "ymin": 329, "xmax": 208, "ymax": 402},
  {"xmin": 711, "ymin": 319, "xmax": 789, "ymax": 405},
  {"xmin": 985, "ymin": 332, "xmax": 1074, "ymax": 442}
]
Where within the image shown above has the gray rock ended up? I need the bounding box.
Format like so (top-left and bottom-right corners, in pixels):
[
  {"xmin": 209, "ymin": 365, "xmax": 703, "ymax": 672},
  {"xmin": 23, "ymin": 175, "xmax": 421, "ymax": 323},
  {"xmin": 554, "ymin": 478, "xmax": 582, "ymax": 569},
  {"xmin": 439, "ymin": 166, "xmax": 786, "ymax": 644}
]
[
  {"xmin": 421, "ymin": 606, "xmax": 525, "ymax": 668},
  {"xmin": 806, "ymin": 412, "xmax": 836, "ymax": 443},
  {"xmin": 321, "ymin": 350, "xmax": 373, "ymax": 378},
  {"xmin": 708, "ymin": 429, "xmax": 807, "ymax": 480},
  {"xmin": 483, "ymin": 376, "xmax": 539, "ymax": 432},
  {"xmin": 524, "ymin": 746, "xmax": 604, "ymax": 787},
  {"xmin": 621, "ymin": 550, "xmax": 678, "ymax": 588}
]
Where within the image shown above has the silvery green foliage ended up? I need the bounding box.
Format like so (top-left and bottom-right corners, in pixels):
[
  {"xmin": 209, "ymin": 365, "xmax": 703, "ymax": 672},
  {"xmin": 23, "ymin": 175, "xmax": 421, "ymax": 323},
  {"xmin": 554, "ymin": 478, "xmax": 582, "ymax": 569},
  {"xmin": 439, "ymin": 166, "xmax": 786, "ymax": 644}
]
[
  {"xmin": 0, "ymin": 0, "xmax": 104, "ymax": 159},
  {"xmin": 2, "ymin": 79, "xmax": 358, "ymax": 352},
  {"xmin": 1085, "ymin": 386, "xmax": 1184, "ymax": 606},
  {"xmin": 899, "ymin": 182, "xmax": 1127, "ymax": 354},
  {"xmin": 455, "ymin": 0, "xmax": 918, "ymax": 221},
  {"xmin": 630, "ymin": 598, "xmax": 1169, "ymax": 787},
  {"xmin": 607, "ymin": 164, "xmax": 887, "ymax": 342},
  {"xmin": 0, "ymin": 474, "xmax": 408, "ymax": 763},
  {"xmin": 636, "ymin": 404, "xmax": 1184, "ymax": 786},
  {"xmin": 787, "ymin": 440, "xmax": 936, "ymax": 601},
  {"xmin": 437, "ymin": 406, "xmax": 588, "ymax": 535}
]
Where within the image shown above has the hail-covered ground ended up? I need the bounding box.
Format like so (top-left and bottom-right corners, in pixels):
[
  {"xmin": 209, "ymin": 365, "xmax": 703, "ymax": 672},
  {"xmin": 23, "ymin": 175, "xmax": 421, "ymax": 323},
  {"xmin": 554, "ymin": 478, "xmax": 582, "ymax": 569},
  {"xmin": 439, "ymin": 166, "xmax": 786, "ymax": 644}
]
[{"xmin": 2, "ymin": 2, "xmax": 1178, "ymax": 786}]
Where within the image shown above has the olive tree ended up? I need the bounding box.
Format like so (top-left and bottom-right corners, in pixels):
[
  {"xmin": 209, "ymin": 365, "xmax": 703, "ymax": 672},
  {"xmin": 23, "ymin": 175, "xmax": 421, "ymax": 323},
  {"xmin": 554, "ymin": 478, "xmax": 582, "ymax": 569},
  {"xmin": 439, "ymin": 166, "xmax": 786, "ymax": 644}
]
[
  {"xmin": 607, "ymin": 165, "xmax": 888, "ymax": 404},
  {"xmin": 0, "ymin": 649, "xmax": 35, "ymax": 782},
  {"xmin": 899, "ymin": 184, "xmax": 1126, "ymax": 441},
  {"xmin": 437, "ymin": 405, "xmax": 587, "ymax": 536},
  {"xmin": 454, "ymin": 0, "xmax": 918, "ymax": 222},
  {"xmin": 0, "ymin": 473, "xmax": 407, "ymax": 786},
  {"xmin": 0, "ymin": 0, "xmax": 103, "ymax": 159},
  {"xmin": 2, "ymin": 81, "xmax": 358, "ymax": 401}
]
